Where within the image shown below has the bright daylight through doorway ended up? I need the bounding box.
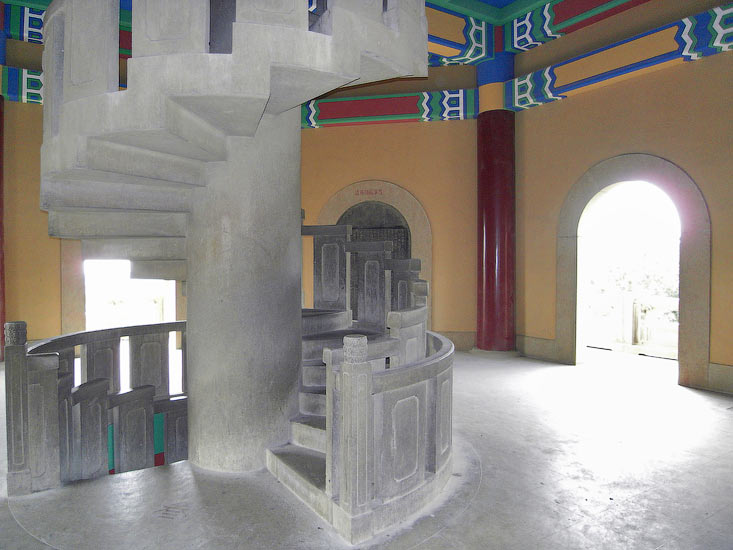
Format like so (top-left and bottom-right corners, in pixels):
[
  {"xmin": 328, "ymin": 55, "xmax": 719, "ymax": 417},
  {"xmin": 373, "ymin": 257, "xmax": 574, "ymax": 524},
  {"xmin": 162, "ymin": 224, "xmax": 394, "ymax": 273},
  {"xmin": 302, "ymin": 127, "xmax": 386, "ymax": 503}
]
[
  {"xmin": 83, "ymin": 260, "xmax": 183, "ymax": 394},
  {"xmin": 577, "ymin": 181, "xmax": 681, "ymax": 363}
]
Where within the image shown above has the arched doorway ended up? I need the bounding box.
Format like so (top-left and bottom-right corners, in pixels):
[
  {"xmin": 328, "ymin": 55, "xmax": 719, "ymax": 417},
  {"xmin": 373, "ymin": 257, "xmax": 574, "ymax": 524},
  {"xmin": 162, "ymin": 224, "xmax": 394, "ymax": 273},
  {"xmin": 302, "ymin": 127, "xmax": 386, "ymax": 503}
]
[
  {"xmin": 337, "ymin": 201, "xmax": 412, "ymax": 316},
  {"xmin": 576, "ymin": 181, "xmax": 681, "ymax": 362},
  {"xmin": 555, "ymin": 154, "xmax": 711, "ymax": 389},
  {"xmin": 318, "ymin": 180, "xmax": 432, "ymax": 327}
]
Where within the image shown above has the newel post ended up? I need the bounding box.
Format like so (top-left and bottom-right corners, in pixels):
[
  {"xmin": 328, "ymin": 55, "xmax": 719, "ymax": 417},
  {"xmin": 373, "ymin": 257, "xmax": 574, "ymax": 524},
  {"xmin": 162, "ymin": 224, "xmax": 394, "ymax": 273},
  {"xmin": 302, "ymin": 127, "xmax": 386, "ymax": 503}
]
[
  {"xmin": 338, "ymin": 335, "xmax": 374, "ymax": 515},
  {"xmin": 4, "ymin": 321, "xmax": 31, "ymax": 495}
]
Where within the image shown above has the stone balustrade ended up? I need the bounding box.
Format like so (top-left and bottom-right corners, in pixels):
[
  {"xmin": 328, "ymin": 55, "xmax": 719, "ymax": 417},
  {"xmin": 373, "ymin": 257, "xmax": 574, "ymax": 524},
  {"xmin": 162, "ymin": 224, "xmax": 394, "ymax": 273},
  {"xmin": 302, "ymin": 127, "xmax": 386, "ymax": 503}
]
[
  {"xmin": 322, "ymin": 330, "xmax": 454, "ymax": 544},
  {"xmin": 4, "ymin": 320, "xmax": 188, "ymax": 496}
]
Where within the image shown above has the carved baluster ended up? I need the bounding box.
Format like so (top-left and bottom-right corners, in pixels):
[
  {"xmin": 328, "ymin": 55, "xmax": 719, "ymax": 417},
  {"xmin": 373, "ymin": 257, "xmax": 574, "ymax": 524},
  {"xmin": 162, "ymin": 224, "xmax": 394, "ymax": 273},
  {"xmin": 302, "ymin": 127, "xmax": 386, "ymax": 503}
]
[
  {"xmin": 324, "ymin": 345, "xmax": 340, "ymax": 499},
  {"xmin": 302, "ymin": 225, "xmax": 352, "ymax": 312},
  {"xmin": 27, "ymin": 354, "xmax": 61, "ymax": 492},
  {"xmin": 71, "ymin": 379, "xmax": 110, "ymax": 480},
  {"xmin": 4, "ymin": 322, "xmax": 31, "ymax": 495},
  {"xmin": 81, "ymin": 338, "xmax": 120, "ymax": 394},
  {"xmin": 153, "ymin": 395, "xmax": 188, "ymax": 465},
  {"xmin": 346, "ymin": 241, "xmax": 393, "ymax": 332},
  {"xmin": 58, "ymin": 373, "xmax": 74, "ymax": 483},
  {"xmin": 129, "ymin": 332, "xmax": 169, "ymax": 397},
  {"xmin": 109, "ymin": 386, "xmax": 155, "ymax": 473},
  {"xmin": 337, "ymin": 335, "xmax": 374, "ymax": 515}
]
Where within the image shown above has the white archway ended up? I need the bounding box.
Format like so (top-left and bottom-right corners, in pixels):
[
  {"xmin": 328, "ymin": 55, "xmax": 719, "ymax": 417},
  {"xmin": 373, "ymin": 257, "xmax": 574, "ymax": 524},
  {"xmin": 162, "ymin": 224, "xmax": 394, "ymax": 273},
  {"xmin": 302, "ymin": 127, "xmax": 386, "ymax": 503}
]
[{"xmin": 553, "ymin": 154, "xmax": 711, "ymax": 388}]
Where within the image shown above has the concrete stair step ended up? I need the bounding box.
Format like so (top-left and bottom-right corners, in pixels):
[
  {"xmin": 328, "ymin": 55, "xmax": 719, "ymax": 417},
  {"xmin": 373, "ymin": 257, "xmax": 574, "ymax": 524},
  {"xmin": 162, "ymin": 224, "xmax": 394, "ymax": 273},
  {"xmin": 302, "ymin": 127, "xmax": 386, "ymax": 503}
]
[
  {"xmin": 266, "ymin": 444, "xmax": 329, "ymax": 522},
  {"xmin": 49, "ymin": 210, "xmax": 187, "ymax": 239},
  {"xmin": 93, "ymin": 130, "xmax": 225, "ymax": 162},
  {"xmin": 302, "ymin": 309, "xmax": 351, "ymax": 336},
  {"xmin": 82, "ymin": 237, "xmax": 187, "ymax": 261},
  {"xmin": 41, "ymin": 171, "xmax": 192, "ymax": 213},
  {"xmin": 290, "ymin": 415, "xmax": 326, "ymax": 453},
  {"xmin": 86, "ymin": 139, "xmax": 208, "ymax": 187},
  {"xmin": 166, "ymin": 97, "xmax": 228, "ymax": 160},
  {"xmin": 42, "ymin": 169, "xmax": 200, "ymax": 190},
  {"xmin": 131, "ymin": 260, "xmax": 187, "ymax": 281},
  {"xmin": 170, "ymin": 94, "xmax": 269, "ymax": 138},
  {"xmin": 302, "ymin": 363, "xmax": 326, "ymax": 387},
  {"xmin": 265, "ymin": 64, "xmax": 355, "ymax": 115},
  {"xmin": 299, "ymin": 391, "xmax": 326, "ymax": 416}
]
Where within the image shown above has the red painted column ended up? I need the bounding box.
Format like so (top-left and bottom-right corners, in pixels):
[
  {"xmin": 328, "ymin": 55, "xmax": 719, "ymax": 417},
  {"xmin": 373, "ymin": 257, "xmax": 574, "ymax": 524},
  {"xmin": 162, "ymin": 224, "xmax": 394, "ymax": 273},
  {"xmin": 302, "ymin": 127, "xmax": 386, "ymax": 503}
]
[
  {"xmin": 476, "ymin": 109, "xmax": 515, "ymax": 350},
  {"xmin": 0, "ymin": 97, "xmax": 5, "ymax": 360}
]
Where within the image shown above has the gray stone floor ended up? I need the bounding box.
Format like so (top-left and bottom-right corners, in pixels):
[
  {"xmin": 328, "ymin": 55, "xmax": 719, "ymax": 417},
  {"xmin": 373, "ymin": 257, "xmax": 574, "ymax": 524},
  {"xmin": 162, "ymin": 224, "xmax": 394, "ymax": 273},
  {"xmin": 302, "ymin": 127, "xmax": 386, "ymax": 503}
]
[{"xmin": 2, "ymin": 349, "xmax": 732, "ymax": 549}]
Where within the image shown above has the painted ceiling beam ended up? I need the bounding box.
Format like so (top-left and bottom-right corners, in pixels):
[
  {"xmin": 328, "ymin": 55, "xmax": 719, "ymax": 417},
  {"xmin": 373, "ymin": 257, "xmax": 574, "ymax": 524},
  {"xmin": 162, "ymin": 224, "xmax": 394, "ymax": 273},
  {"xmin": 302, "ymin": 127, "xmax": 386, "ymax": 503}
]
[
  {"xmin": 3, "ymin": 0, "xmax": 50, "ymax": 9},
  {"xmin": 3, "ymin": 0, "xmax": 556, "ymax": 26},
  {"xmin": 428, "ymin": 0, "xmax": 555, "ymax": 24}
]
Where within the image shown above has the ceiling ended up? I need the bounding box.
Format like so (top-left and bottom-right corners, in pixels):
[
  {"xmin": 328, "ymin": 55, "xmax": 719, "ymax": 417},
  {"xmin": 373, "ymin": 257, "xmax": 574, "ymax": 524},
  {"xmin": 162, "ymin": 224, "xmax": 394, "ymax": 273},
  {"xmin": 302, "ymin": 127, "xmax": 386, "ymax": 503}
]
[
  {"xmin": 426, "ymin": 0, "xmax": 552, "ymax": 23},
  {"xmin": 6, "ymin": 1, "xmax": 556, "ymax": 25}
]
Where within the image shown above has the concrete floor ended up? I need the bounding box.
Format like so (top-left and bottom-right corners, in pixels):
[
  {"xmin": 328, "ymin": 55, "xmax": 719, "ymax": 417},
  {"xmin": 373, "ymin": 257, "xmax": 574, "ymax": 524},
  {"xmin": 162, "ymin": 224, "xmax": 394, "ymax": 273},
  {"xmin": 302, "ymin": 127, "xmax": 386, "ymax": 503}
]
[{"xmin": 2, "ymin": 349, "xmax": 732, "ymax": 549}]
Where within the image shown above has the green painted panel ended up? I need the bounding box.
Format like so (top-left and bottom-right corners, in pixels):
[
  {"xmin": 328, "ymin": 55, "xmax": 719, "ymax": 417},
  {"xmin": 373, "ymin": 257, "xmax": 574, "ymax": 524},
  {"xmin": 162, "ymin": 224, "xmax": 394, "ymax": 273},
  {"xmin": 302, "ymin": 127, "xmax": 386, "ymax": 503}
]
[
  {"xmin": 154, "ymin": 412, "xmax": 165, "ymax": 455},
  {"xmin": 107, "ymin": 424, "xmax": 114, "ymax": 472},
  {"xmin": 3, "ymin": 0, "xmax": 52, "ymax": 9}
]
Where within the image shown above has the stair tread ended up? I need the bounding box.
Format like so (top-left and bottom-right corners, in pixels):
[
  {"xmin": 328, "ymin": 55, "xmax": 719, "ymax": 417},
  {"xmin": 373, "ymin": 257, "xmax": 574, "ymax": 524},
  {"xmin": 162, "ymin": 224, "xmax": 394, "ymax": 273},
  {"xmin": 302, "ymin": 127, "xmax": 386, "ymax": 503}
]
[
  {"xmin": 300, "ymin": 386, "xmax": 326, "ymax": 395},
  {"xmin": 47, "ymin": 168, "xmax": 200, "ymax": 189},
  {"xmin": 292, "ymin": 415, "xmax": 326, "ymax": 431},
  {"xmin": 95, "ymin": 130, "xmax": 224, "ymax": 162},
  {"xmin": 269, "ymin": 444, "xmax": 326, "ymax": 491}
]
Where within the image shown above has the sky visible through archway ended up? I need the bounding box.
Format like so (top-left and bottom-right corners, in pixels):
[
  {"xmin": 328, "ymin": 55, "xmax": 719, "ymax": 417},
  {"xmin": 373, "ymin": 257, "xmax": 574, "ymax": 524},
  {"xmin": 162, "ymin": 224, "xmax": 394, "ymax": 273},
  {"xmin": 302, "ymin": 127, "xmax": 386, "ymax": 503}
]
[
  {"xmin": 577, "ymin": 181, "xmax": 681, "ymax": 359},
  {"xmin": 82, "ymin": 260, "xmax": 182, "ymax": 393}
]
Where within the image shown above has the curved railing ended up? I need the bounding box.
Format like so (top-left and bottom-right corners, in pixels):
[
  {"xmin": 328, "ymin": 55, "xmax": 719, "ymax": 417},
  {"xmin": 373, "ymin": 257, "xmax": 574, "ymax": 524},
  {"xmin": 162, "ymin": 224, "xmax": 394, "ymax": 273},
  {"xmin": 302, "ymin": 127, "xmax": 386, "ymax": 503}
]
[
  {"xmin": 28, "ymin": 321, "xmax": 186, "ymax": 354},
  {"xmin": 4, "ymin": 320, "xmax": 188, "ymax": 496},
  {"xmin": 322, "ymin": 325, "xmax": 455, "ymax": 543}
]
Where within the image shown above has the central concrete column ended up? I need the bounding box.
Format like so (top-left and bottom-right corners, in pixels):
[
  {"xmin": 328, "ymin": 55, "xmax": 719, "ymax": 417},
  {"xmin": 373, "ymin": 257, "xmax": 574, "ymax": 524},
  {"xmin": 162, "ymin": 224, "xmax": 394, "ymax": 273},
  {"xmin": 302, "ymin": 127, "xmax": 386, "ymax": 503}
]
[{"xmin": 186, "ymin": 109, "xmax": 302, "ymax": 472}]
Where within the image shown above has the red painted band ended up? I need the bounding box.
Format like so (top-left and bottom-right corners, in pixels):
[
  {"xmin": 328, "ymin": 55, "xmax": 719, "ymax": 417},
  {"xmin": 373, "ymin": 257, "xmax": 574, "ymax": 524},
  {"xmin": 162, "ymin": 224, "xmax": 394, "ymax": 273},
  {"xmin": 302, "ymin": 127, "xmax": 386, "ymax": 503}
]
[
  {"xmin": 319, "ymin": 118, "xmax": 420, "ymax": 127},
  {"xmin": 317, "ymin": 96, "xmax": 421, "ymax": 120},
  {"xmin": 553, "ymin": 0, "xmax": 613, "ymax": 25},
  {"xmin": 560, "ymin": 0, "xmax": 652, "ymax": 33},
  {"xmin": 119, "ymin": 30, "xmax": 132, "ymax": 51}
]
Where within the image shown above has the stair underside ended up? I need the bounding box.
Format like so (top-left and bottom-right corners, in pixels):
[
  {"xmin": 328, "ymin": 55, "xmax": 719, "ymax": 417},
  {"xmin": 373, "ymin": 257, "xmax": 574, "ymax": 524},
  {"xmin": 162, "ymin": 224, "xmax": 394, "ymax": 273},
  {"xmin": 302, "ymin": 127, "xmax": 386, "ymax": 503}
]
[
  {"xmin": 49, "ymin": 210, "xmax": 187, "ymax": 239},
  {"xmin": 82, "ymin": 237, "xmax": 187, "ymax": 261}
]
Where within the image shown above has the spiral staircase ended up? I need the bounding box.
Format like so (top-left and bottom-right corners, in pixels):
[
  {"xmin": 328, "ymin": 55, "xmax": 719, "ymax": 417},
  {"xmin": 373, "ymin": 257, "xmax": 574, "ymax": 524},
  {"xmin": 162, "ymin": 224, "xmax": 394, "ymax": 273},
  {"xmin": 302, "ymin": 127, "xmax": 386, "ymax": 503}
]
[{"xmin": 40, "ymin": 0, "xmax": 427, "ymax": 278}]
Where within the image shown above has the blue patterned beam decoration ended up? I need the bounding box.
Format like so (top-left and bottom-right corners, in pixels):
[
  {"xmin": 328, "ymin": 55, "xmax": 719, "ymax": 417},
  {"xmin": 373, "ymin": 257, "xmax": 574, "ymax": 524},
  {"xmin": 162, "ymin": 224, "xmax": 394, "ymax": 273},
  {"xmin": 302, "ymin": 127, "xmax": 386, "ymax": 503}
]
[
  {"xmin": 426, "ymin": 2, "xmax": 493, "ymax": 66},
  {"xmin": 2, "ymin": 3, "xmax": 43, "ymax": 43},
  {"xmin": 1, "ymin": 63, "xmax": 42, "ymax": 103},
  {"xmin": 504, "ymin": 4, "xmax": 733, "ymax": 111}
]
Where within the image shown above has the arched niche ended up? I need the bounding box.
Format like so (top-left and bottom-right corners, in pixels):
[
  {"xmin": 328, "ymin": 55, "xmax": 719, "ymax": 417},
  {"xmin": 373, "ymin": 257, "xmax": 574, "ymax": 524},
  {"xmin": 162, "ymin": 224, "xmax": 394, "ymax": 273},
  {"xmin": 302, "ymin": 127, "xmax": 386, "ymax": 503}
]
[
  {"xmin": 318, "ymin": 180, "xmax": 433, "ymax": 328},
  {"xmin": 552, "ymin": 154, "xmax": 711, "ymax": 389}
]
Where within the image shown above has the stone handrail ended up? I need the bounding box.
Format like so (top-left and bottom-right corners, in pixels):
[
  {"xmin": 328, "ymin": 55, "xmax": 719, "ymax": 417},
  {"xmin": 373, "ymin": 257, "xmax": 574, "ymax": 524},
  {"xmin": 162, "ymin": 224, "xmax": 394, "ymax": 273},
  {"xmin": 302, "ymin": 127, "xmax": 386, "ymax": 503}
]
[
  {"xmin": 27, "ymin": 321, "xmax": 186, "ymax": 354},
  {"xmin": 4, "ymin": 321, "xmax": 188, "ymax": 497},
  {"xmin": 372, "ymin": 331, "xmax": 453, "ymax": 392},
  {"xmin": 323, "ymin": 330, "xmax": 454, "ymax": 543}
]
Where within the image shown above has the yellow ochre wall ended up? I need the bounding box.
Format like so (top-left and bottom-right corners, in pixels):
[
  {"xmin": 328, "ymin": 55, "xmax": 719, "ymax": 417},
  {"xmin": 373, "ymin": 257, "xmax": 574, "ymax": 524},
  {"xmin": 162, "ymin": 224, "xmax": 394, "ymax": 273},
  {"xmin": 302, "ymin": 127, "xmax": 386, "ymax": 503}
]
[
  {"xmin": 301, "ymin": 120, "xmax": 477, "ymax": 336},
  {"xmin": 3, "ymin": 101, "xmax": 62, "ymax": 340},
  {"xmin": 515, "ymin": 52, "xmax": 733, "ymax": 366}
]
